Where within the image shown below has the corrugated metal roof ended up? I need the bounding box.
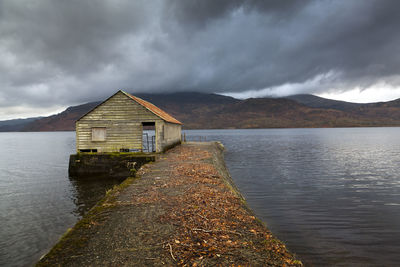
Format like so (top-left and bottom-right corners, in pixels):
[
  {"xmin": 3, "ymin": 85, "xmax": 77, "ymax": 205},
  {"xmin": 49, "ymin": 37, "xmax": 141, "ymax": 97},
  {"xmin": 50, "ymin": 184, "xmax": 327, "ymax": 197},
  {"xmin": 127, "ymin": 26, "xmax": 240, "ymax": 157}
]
[{"xmin": 122, "ymin": 91, "xmax": 182, "ymax": 125}]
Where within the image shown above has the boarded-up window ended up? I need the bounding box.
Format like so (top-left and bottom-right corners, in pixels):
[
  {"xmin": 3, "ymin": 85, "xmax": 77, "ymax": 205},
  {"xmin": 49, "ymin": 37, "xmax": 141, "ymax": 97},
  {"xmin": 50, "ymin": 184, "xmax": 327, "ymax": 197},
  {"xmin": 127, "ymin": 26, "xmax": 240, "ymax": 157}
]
[{"xmin": 92, "ymin": 127, "xmax": 106, "ymax": 141}]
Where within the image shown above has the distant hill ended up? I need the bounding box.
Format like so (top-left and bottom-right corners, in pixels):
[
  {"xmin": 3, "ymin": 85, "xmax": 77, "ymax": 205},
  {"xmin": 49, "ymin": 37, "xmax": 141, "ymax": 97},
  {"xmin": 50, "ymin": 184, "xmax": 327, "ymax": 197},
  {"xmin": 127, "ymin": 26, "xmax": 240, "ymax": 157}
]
[
  {"xmin": 24, "ymin": 101, "xmax": 101, "ymax": 131},
  {"xmin": 366, "ymin": 98, "xmax": 400, "ymax": 108},
  {"xmin": 136, "ymin": 92, "xmax": 238, "ymax": 106},
  {"xmin": 2, "ymin": 92, "xmax": 400, "ymax": 131},
  {"xmin": 133, "ymin": 92, "xmax": 240, "ymax": 128},
  {"xmin": 286, "ymin": 94, "xmax": 362, "ymax": 111},
  {"xmin": 0, "ymin": 117, "xmax": 41, "ymax": 131}
]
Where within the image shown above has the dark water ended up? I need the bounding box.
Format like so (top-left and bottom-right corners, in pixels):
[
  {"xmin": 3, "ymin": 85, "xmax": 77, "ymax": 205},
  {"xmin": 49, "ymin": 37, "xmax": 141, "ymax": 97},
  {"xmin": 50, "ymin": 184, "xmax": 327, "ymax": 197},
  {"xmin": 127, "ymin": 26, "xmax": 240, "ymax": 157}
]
[
  {"xmin": 185, "ymin": 128, "xmax": 400, "ymax": 266},
  {"xmin": 0, "ymin": 132, "xmax": 125, "ymax": 267},
  {"xmin": 1, "ymin": 129, "xmax": 400, "ymax": 266}
]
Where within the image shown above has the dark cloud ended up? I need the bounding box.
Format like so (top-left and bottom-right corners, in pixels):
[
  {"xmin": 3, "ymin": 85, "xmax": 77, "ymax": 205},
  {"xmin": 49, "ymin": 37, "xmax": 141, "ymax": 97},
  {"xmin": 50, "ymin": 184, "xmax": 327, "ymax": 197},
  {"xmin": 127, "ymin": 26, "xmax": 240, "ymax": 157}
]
[
  {"xmin": 1, "ymin": 0, "xmax": 400, "ymax": 118},
  {"xmin": 163, "ymin": 0, "xmax": 311, "ymax": 29}
]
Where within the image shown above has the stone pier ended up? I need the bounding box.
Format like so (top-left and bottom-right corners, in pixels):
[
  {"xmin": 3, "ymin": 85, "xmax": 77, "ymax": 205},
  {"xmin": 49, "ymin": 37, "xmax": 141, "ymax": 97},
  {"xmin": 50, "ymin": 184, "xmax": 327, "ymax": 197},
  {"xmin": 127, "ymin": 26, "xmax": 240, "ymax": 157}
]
[{"xmin": 38, "ymin": 142, "xmax": 302, "ymax": 266}]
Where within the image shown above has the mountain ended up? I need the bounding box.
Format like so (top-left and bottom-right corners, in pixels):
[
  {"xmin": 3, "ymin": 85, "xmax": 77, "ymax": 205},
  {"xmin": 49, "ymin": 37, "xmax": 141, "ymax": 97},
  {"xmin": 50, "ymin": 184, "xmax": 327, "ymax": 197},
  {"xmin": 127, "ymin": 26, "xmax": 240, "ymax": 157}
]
[
  {"xmin": 367, "ymin": 98, "xmax": 400, "ymax": 108},
  {"xmin": 136, "ymin": 92, "xmax": 238, "ymax": 106},
  {"xmin": 286, "ymin": 94, "xmax": 362, "ymax": 111},
  {"xmin": 0, "ymin": 117, "xmax": 41, "ymax": 131},
  {"xmin": 134, "ymin": 92, "xmax": 240, "ymax": 128},
  {"xmin": 2, "ymin": 92, "xmax": 400, "ymax": 131},
  {"xmin": 18, "ymin": 92, "xmax": 238, "ymax": 131},
  {"xmin": 24, "ymin": 101, "xmax": 101, "ymax": 131}
]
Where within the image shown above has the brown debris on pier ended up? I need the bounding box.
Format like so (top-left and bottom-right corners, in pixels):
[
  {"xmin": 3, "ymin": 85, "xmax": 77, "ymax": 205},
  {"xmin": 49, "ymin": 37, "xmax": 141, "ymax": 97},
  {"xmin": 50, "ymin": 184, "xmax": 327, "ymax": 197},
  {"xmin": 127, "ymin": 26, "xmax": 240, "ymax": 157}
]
[{"xmin": 37, "ymin": 142, "xmax": 302, "ymax": 266}]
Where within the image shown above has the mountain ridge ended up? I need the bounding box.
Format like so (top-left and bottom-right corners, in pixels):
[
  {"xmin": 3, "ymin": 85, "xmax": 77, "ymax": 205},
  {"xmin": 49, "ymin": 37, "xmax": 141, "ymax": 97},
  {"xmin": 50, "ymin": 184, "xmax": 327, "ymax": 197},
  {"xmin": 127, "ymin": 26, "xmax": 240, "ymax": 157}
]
[
  {"xmin": 2, "ymin": 93, "xmax": 400, "ymax": 131},
  {"xmin": 286, "ymin": 94, "xmax": 362, "ymax": 111}
]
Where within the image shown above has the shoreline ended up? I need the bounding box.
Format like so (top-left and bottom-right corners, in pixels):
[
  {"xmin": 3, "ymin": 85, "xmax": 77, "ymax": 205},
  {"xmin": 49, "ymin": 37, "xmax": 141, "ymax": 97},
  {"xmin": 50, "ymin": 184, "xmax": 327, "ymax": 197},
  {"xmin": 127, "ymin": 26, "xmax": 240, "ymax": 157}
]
[
  {"xmin": 3, "ymin": 124, "xmax": 400, "ymax": 133},
  {"xmin": 37, "ymin": 142, "xmax": 302, "ymax": 266}
]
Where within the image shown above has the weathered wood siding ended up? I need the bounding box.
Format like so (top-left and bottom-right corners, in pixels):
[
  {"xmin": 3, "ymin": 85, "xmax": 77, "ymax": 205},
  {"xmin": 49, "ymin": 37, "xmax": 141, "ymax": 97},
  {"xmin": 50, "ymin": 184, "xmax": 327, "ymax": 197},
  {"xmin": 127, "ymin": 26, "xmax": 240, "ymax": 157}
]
[{"xmin": 76, "ymin": 91, "xmax": 161, "ymax": 152}]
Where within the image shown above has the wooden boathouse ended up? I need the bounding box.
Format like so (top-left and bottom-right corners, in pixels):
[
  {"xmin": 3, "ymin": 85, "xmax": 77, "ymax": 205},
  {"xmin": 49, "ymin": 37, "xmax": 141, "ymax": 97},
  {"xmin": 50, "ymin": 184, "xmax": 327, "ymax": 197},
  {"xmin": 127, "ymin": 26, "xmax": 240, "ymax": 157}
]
[{"xmin": 75, "ymin": 90, "xmax": 182, "ymax": 153}]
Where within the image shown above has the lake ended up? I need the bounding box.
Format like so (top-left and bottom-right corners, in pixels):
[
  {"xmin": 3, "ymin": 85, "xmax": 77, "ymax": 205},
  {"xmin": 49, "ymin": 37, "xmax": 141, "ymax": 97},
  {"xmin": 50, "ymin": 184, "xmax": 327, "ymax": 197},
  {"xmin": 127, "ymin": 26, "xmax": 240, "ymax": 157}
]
[
  {"xmin": 1, "ymin": 128, "xmax": 400, "ymax": 266},
  {"xmin": 0, "ymin": 132, "xmax": 125, "ymax": 267}
]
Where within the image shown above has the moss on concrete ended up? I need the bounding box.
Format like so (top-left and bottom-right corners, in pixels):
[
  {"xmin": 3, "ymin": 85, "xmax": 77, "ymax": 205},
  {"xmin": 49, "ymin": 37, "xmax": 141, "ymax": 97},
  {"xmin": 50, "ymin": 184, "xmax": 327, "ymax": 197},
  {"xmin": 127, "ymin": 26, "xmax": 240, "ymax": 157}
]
[{"xmin": 36, "ymin": 175, "xmax": 139, "ymax": 267}]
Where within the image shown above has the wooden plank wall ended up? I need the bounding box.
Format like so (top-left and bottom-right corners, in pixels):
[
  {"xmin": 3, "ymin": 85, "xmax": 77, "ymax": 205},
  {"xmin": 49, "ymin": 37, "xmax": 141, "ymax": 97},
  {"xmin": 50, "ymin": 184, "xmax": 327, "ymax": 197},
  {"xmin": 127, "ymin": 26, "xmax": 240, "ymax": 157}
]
[{"xmin": 76, "ymin": 91, "xmax": 161, "ymax": 152}]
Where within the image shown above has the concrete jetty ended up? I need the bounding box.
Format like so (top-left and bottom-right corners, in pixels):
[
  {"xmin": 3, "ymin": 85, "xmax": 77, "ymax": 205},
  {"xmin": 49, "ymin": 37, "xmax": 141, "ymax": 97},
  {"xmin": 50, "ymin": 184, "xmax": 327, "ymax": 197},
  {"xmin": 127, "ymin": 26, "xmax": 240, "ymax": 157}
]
[{"xmin": 37, "ymin": 142, "xmax": 302, "ymax": 266}]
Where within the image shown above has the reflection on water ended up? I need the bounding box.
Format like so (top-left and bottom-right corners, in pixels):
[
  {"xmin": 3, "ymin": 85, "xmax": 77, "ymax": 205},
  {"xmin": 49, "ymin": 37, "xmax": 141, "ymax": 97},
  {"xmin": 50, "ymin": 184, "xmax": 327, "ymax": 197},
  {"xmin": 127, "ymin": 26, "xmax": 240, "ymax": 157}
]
[
  {"xmin": 69, "ymin": 176, "xmax": 126, "ymax": 217},
  {"xmin": 0, "ymin": 132, "xmax": 124, "ymax": 267}
]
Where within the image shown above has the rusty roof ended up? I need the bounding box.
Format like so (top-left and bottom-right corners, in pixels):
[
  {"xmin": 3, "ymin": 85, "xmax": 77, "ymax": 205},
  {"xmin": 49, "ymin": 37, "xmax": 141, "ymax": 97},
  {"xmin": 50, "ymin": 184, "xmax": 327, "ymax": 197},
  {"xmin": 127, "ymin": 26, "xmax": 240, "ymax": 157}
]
[{"xmin": 122, "ymin": 91, "xmax": 182, "ymax": 125}]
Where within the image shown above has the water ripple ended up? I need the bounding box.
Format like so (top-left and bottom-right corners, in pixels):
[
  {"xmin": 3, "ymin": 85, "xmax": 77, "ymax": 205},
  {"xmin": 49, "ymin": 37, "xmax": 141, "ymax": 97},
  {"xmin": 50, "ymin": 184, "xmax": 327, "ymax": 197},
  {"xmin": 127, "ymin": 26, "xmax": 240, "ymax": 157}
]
[{"xmin": 186, "ymin": 128, "xmax": 400, "ymax": 266}]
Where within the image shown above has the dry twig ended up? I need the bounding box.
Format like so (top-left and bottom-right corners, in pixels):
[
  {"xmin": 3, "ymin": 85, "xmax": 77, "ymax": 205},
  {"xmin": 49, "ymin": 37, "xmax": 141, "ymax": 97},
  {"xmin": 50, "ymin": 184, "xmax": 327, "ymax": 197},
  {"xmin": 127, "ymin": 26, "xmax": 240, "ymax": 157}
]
[
  {"xmin": 191, "ymin": 228, "xmax": 242, "ymax": 236},
  {"xmin": 167, "ymin": 243, "xmax": 176, "ymax": 261},
  {"xmin": 197, "ymin": 213, "xmax": 209, "ymax": 221}
]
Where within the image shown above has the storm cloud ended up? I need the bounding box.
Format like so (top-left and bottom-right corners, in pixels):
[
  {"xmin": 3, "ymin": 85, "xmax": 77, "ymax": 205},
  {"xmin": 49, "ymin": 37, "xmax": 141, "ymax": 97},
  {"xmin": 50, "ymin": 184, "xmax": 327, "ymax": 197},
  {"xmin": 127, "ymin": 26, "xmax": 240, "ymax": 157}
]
[{"xmin": 1, "ymin": 0, "xmax": 400, "ymax": 118}]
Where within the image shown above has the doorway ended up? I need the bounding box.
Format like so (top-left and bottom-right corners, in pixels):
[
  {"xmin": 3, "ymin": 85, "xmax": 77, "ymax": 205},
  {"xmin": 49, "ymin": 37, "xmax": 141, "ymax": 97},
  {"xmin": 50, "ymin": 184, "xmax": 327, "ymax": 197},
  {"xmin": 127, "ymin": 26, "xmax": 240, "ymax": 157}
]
[{"xmin": 142, "ymin": 122, "xmax": 155, "ymax": 152}]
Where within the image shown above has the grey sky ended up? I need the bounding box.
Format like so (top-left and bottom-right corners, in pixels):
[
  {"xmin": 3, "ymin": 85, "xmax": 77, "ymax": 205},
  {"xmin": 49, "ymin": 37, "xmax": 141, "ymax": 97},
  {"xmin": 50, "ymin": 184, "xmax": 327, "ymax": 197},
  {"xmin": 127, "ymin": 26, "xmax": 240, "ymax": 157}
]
[{"xmin": 1, "ymin": 0, "xmax": 400, "ymax": 119}]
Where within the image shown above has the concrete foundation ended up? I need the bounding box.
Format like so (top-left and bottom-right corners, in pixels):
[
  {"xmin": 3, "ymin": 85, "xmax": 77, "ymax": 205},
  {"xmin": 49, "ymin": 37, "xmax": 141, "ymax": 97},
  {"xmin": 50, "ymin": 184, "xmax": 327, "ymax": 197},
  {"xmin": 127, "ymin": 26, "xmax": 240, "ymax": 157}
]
[{"xmin": 69, "ymin": 153, "xmax": 155, "ymax": 178}]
